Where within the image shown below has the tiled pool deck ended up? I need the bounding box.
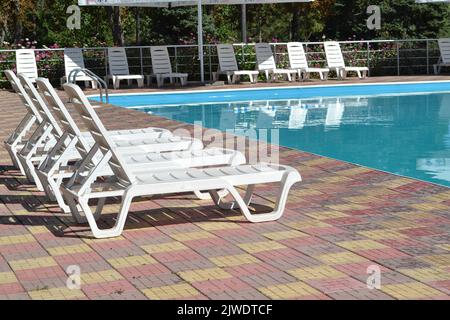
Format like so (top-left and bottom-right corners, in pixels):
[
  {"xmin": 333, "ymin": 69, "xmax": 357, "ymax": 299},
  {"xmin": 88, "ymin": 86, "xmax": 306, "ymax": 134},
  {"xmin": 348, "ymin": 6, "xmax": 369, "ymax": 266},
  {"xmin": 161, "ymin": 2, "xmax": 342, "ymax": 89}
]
[{"xmin": 0, "ymin": 76, "xmax": 449, "ymax": 300}]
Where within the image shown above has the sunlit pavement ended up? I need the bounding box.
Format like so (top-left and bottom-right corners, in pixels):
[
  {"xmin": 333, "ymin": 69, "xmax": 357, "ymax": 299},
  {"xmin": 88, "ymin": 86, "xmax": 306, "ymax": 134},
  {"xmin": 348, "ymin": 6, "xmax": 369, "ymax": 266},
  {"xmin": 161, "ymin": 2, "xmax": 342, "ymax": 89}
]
[{"xmin": 0, "ymin": 77, "xmax": 449, "ymax": 300}]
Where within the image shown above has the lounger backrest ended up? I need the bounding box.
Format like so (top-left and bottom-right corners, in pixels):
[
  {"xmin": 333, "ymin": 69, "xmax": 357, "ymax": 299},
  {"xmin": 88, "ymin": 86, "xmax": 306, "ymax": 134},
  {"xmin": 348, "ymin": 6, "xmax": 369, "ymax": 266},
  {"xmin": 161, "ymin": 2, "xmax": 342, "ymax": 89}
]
[
  {"xmin": 63, "ymin": 83, "xmax": 134, "ymax": 185},
  {"xmin": 36, "ymin": 78, "xmax": 91, "ymax": 156},
  {"xmin": 287, "ymin": 42, "xmax": 308, "ymax": 69},
  {"xmin": 16, "ymin": 49, "xmax": 38, "ymax": 82},
  {"xmin": 255, "ymin": 43, "xmax": 277, "ymax": 71},
  {"xmin": 324, "ymin": 42, "xmax": 346, "ymax": 68},
  {"xmin": 438, "ymin": 38, "xmax": 450, "ymax": 64},
  {"xmin": 4, "ymin": 70, "xmax": 42, "ymax": 122},
  {"xmin": 18, "ymin": 73, "xmax": 63, "ymax": 137},
  {"xmin": 64, "ymin": 48, "xmax": 87, "ymax": 78},
  {"xmin": 217, "ymin": 44, "xmax": 239, "ymax": 72},
  {"xmin": 107, "ymin": 47, "xmax": 130, "ymax": 76},
  {"xmin": 151, "ymin": 46, "xmax": 173, "ymax": 74}
]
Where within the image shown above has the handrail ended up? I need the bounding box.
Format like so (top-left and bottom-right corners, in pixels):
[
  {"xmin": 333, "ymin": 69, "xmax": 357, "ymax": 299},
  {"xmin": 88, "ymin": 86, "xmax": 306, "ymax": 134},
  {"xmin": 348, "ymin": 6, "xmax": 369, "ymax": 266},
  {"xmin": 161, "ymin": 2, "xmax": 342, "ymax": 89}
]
[{"xmin": 67, "ymin": 68, "xmax": 109, "ymax": 104}]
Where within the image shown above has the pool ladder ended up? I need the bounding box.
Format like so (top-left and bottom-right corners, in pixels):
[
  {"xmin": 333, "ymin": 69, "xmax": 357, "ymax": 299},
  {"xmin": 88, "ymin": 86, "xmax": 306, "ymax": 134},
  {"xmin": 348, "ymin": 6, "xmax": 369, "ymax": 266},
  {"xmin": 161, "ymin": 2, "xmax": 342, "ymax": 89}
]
[{"xmin": 67, "ymin": 68, "xmax": 109, "ymax": 104}]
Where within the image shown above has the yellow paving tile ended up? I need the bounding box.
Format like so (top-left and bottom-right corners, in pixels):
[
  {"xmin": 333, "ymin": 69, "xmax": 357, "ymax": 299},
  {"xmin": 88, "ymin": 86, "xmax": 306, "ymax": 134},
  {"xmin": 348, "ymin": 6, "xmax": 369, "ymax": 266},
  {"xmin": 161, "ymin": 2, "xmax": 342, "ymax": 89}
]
[
  {"xmin": 107, "ymin": 255, "xmax": 157, "ymax": 269},
  {"xmin": 81, "ymin": 269, "xmax": 123, "ymax": 285},
  {"xmin": 0, "ymin": 272, "xmax": 18, "ymax": 285},
  {"xmin": 141, "ymin": 241, "xmax": 188, "ymax": 254},
  {"xmin": 27, "ymin": 226, "xmax": 50, "ymax": 235},
  {"xmin": 29, "ymin": 287, "xmax": 85, "ymax": 300},
  {"xmin": 210, "ymin": 254, "xmax": 259, "ymax": 267},
  {"xmin": 305, "ymin": 210, "xmax": 348, "ymax": 220},
  {"xmin": 343, "ymin": 196, "xmax": 383, "ymax": 204},
  {"xmin": 337, "ymin": 167, "xmax": 373, "ymax": 176},
  {"xmin": 318, "ymin": 176, "xmax": 353, "ymax": 183},
  {"xmin": 359, "ymin": 188, "xmax": 398, "ymax": 196},
  {"xmin": 259, "ymin": 281, "xmax": 322, "ymax": 299},
  {"xmin": 178, "ymin": 267, "xmax": 231, "ymax": 282},
  {"xmin": 171, "ymin": 231, "xmax": 215, "ymax": 242},
  {"xmin": 375, "ymin": 178, "xmax": 413, "ymax": 188},
  {"xmin": 263, "ymin": 230, "xmax": 307, "ymax": 241},
  {"xmin": 381, "ymin": 283, "xmax": 444, "ymax": 299},
  {"xmin": 142, "ymin": 283, "xmax": 200, "ymax": 300},
  {"xmin": 316, "ymin": 252, "xmax": 367, "ymax": 264},
  {"xmin": 418, "ymin": 254, "xmax": 450, "ymax": 267},
  {"xmin": 326, "ymin": 203, "xmax": 370, "ymax": 211},
  {"xmin": 9, "ymin": 256, "xmax": 58, "ymax": 271},
  {"xmin": 295, "ymin": 189, "xmax": 324, "ymax": 197},
  {"xmin": 0, "ymin": 234, "xmax": 35, "ymax": 246},
  {"xmin": 288, "ymin": 265, "xmax": 345, "ymax": 281},
  {"xmin": 410, "ymin": 202, "xmax": 449, "ymax": 211},
  {"xmin": 358, "ymin": 229, "xmax": 406, "ymax": 240},
  {"xmin": 287, "ymin": 220, "xmax": 331, "ymax": 230},
  {"xmin": 338, "ymin": 240, "xmax": 388, "ymax": 251},
  {"xmin": 48, "ymin": 244, "xmax": 92, "ymax": 256},
  {"xmin": 399, "ymin": 268, "xmax": 450, "ymax": 282},
  {"xmin": 238, "ymin": 241, "xmax": 287, "ymax": 254},
  {"xmin": 437, "ymin": 244, "xmax": 450, "ymax": 251},
  {"xmin": 83, "ymin": 236, "xmax": 126, "ymax": 244},
  {"xmin": 196, "ymin": 221, "xmax": 241, "ymax": 231},
  {"xmin": 376, "ymin": 219, "xmax": 415, "ymax": 229}
]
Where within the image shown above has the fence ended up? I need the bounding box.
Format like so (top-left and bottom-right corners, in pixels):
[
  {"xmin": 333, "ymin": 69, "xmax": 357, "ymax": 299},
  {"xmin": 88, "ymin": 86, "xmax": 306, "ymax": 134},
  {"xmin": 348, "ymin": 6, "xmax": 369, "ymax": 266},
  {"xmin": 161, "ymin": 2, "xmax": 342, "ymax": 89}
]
[{"xmin": 0, "ymin": 39, "xmax": 443, "ymax": 87}]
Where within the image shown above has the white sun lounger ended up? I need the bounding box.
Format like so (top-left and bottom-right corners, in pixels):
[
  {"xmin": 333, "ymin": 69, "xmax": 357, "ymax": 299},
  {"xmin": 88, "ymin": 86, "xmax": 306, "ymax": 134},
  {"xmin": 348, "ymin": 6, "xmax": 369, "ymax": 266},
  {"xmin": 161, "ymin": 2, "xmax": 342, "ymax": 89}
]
[
  {"xmin": 16, "ymin": 74, "xmax": 203, "ymax": 190},
  {"xmin": 61, "ymin": 83, "xmax": 301, "ymax": 238},
  {"xmin": 148, "ymin": 46, "xmax": 188, "ymax": 88},
  {"xmin": 4, "ymin": 70, "xmax": 44, "ymax": 174},
  {"xmin": 434, "ymin": 39, "xmax": 450, "ymax": 74},
  {"xmin": 214, "ymin": 44, "xmax": 259, "ymax": 84},
  {"xmin": 16, "ymin": 49, "xmax": 38, "ymax": 83},
  {"xmin": 35, "ymin": 78, "xmax": 246, "ymax": 215},
  {"xmin": 324, "ymin": 42, "xmax": 369, "ymax": 79},
  {"xmin": 287, "ymin": 42, "xmax": 329, "ymax": 81},
  {"xmin": 60, "ymin": 48, "xmax": 97, "ymax": 88},
  {"xmin": 105, "ymin": 47, "xmax": 144, "ymax": 89},
  {"xmin": 255, "ymin": 43, "xmax": 297, "ymax": 82}
]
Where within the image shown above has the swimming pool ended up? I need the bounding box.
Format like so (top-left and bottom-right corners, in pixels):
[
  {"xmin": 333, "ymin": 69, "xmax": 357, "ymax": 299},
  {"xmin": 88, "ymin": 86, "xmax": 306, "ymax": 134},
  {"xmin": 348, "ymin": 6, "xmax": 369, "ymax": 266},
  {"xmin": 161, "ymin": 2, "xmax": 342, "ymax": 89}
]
[{"xmin": 91, "ymin": 82, "xmax": 450, "ymax": 188}]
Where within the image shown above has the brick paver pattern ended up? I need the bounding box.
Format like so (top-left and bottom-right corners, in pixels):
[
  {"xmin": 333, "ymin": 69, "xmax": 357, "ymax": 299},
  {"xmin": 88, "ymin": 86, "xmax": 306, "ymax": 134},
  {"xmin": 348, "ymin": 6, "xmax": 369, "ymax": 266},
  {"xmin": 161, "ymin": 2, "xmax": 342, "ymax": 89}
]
[{"xmin": 0, "ymin": 77, "xmax": 449, "ymax": 300}]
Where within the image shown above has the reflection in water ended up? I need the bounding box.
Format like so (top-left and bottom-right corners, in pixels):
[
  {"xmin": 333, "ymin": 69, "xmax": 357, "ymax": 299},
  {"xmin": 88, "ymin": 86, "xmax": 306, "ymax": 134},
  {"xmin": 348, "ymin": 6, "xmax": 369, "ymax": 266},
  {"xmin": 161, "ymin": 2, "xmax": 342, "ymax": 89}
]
[{"xmin": 143, "ymin": 93, "xmax": 450, "ymax": 187}]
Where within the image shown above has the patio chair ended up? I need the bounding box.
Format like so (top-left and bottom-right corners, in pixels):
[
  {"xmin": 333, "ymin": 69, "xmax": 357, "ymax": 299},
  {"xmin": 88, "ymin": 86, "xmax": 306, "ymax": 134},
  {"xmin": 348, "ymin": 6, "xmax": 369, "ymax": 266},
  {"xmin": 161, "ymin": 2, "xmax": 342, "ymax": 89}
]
[
  {"xmin": 287, "ymin": 42, "xmax": 329, "ymax": 81},
  {"xmin": 434, "ymin": 38, "xmax": 450, "ymax": 74},
  {"xmin": 35, "ymin": 78, "xmax": 246, "ymax": 215},
  {"xmin": 105, "ymin": 47, "xmax": 145, "ymax": 89},
  {"xmin": 255, "ymin": 43, "xmax": 297, "ymax": 82},
  {"xmin": 16, "ymin": 49, "xmax": 38, "ymax": 83},
  {"xmin": 149, "ymin": 46, "xmax": 188, "ymax": 88},
  {"xmin": 324, "ymin": 42, "xmax": 369, "ymax": 79},
  {"xmin": 214, "ymin": 44, "xmax": 259, "ymax": 84},
  {"xmin": 16, "ymin": 74, "xmax": 203, "ymax": 191},
  {"xmin": 61, "ymin": 82, "xmax": 301, "ymax": 238},
  {"xmin": 60, "ymin": 48, "xmax": 97, "ymax": 88}
]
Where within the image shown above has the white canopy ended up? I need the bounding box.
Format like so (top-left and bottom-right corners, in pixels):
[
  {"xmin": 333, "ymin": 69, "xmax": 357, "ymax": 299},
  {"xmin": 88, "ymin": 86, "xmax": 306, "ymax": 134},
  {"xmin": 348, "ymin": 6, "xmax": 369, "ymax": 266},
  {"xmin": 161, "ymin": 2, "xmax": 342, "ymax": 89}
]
[{"xmin": 78, "ymin": 0, "xmax": 314, "ymax": 82}]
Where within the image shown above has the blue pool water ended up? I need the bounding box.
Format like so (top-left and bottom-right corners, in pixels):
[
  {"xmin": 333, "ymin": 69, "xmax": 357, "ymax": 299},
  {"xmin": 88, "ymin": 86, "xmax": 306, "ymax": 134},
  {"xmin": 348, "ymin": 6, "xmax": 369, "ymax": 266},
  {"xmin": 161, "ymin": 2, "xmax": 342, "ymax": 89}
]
[{"xmin": 92, "ymin": 82, "xmax": 450, "ymax": 187}]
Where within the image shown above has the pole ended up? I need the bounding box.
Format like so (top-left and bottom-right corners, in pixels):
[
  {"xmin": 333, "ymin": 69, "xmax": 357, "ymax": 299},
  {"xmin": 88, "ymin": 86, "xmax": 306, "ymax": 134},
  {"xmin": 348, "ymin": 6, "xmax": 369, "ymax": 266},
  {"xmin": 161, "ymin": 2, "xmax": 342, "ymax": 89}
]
[
  {"xmin": 241, "ymin": 4, "xmax": 247, "ymax": 43},
  {"xmin": 198, "ymin": 0, "xmax": 205, "ymax": 83}
]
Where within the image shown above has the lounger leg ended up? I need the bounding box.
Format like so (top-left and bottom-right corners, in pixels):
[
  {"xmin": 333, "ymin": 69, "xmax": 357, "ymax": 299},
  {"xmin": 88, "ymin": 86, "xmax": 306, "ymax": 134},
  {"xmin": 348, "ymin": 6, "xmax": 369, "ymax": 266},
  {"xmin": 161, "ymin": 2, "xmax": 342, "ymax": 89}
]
[
  {"xmin": 194, "ymin": 189, "xmax": 228, "ymax": 201},
  {"xmin": 210, "ymin": 185, "xmax": 254, "ymax": 210},
  {"xmin": 113, "ymin": 77, "xmax": 120, "ymax": 89},
  {"xmin": 78, "ymin": 192, "xmax": 133, "ymax": 239},
  {"xmin": 227, "ymin": 74, "xmax": 232, "ymax": 84},
  {"xmin": 157, "ymin": 75, "xmax": 163, "ymax": 88},
  {"xmin": 137, "ymin": 78, "xmax": 144, "ymax": 88},
  {"xmin": 225, "ymin": 171, "xmax": 300, "ymax": 223}
]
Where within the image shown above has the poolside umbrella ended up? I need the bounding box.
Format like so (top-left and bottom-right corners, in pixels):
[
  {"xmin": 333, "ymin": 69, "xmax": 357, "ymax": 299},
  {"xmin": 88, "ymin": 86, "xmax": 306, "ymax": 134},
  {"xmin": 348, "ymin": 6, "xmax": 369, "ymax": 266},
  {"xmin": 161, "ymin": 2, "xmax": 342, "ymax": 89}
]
[{"xmin": 78, "ymin": 0, "xmax": 314, "ymax": 83}]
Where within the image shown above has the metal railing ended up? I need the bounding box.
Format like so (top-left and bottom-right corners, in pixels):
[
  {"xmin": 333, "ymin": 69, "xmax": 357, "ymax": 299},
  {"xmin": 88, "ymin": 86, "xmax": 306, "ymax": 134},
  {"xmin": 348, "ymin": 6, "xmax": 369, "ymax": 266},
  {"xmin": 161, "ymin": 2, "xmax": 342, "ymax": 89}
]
[
  {"xmin": 0, "ymin": 39, "xmax": 443, "ymax": 87},
  {"xmin": 68, "ymin": 68, "xmax": 109, "ymax": 103}
]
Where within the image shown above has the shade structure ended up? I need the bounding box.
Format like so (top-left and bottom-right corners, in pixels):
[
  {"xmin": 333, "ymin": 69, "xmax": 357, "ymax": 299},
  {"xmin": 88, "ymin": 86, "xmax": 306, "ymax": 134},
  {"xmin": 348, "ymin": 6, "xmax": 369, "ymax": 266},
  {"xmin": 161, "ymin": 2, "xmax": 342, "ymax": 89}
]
[{"xmin": 78, "ymin": 0, "xmax": 314, "ymax": 83}]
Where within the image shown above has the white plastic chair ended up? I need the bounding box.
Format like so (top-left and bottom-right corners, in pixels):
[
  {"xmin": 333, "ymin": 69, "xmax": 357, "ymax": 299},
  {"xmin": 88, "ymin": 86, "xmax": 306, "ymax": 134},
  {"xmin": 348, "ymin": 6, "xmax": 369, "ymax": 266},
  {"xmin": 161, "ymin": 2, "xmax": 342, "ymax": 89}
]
[
  {"xmin": 287, "ymin": 42, "xmax": 329, "ymax": 81},
  {"xmin": 60, "ymin": 48, "xmax": 97, "ymax": 88},
  {"xmin": 16, "ymin": 49, "xmax": 38, "ymax": 83},
  {"xmin": 105, "ymin": 47, "xmax": 144, "ymax": 89},
  {"xmin": 255, "ymin": 43, "xmax": 297, "ymax": 82},
  {"xmin": 434, "ymin": 39, "xmax": 450, "ymax": 74},
  {"xmin": 214, "ymin": 44, "xmax": 259, "ymax": 84},
  {"xmin": 149, "ymin": 46, "xmax": 188, "ymax": 87},
  {"xmin": 35, "ymin": 78, "xmax": 246, "ymax": 215},
  {"xmin": 324, "ymin": 42, "xmax": 369, "ymax": 79},
  {"xmin": 62, "ymin": 82, "xmax": 301, "ymax": 238}
]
